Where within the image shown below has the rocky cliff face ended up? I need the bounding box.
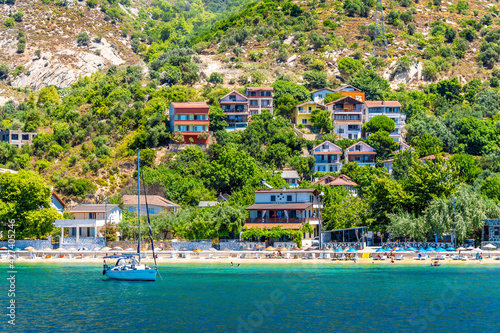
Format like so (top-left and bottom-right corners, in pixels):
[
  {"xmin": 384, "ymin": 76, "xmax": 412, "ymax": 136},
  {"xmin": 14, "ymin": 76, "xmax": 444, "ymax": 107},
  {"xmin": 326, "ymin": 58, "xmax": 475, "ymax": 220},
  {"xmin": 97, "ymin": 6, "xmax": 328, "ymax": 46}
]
[{"xmin": 0, "ymin": 0, "xmax": 140, "ymax": 90}]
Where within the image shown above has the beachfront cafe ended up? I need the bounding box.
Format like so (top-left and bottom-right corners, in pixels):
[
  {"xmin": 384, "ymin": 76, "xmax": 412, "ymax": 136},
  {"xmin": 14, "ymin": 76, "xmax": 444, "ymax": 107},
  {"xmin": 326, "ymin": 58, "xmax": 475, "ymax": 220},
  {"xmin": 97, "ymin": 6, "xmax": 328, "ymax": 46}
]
[{"xmin": 321, "ymin": 227, "xmax": 371, "ymax": 249}]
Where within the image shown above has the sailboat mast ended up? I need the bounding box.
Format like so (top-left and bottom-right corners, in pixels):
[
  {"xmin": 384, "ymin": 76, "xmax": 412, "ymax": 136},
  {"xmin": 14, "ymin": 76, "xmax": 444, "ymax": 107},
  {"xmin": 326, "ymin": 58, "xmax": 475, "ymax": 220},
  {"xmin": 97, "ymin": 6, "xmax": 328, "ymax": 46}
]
[{"xmin": 137, "ymin": 148, "xmax": 141, "ymax": 263}]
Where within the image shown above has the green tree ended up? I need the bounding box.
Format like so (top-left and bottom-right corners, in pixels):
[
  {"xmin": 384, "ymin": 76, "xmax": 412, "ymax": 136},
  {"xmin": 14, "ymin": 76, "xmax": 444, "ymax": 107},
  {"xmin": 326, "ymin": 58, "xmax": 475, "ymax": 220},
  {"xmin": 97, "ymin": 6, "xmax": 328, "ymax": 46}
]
[
  {"xmin": 274, "ymin": 93, "xmax": 298, "ymax": 118},
  {"xmin": 0, "ymin": 171, "xmax": 61, "ymax": 239},
  {"xmin": 366, "ymin": 130, "xmax": 398, "ymax": 159},
  {"xmin": 410, "ymin": 133, "xmax": 443, "ymax": 157},
  {"xmin": 323, "ymin": 196, "xmax": 371, "ymax": 230},
  {"xmin": 272, "ymin": 80, "xmax": 310, "ymax": 101},
  {"xmin": 310, "ymin": 108, "xmax": 332, "ymax": 133},
  {"xmin": 348, "ymin": 69, "xmax": 389, "ymax": 100},
  {"xmin": 323, "ymin": 92, "xmax": 343, "ymax": 104},
  {"xmin": 450, "ymin": 153, "xmax": 481, "ymax": 185},
  {"xmin": 303, "ymin": 70, "xmax": 327, "ymax": 89},
  {"xmin": 37, "ymin": 86, "xmax": 60, "ymax": 106},
  {"xmin": 481, "ymin": 174, "xmax": 500, "ymax": 203},
  {"xmin": 208, "ymin": 106, "xmax": 228, "ymax": 132},
  {"xmin": 338, "ymin": 57, "xmax": 364, "ymax": 78},
  {"xmin": 208, "ymin": 72, "xmax": 224, "ymax": 85},
  {"xmin": 362, "ymin": 115, "xmax": 395, "ymax": 133}
]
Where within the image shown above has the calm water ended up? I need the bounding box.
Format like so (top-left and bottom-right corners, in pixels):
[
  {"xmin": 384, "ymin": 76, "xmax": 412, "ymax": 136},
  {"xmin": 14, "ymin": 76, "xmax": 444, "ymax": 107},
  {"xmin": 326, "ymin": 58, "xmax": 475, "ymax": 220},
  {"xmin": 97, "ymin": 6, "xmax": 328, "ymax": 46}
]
[{"xmin": 1, "ymin": 262, "xmax": 499, "ymax": 332}]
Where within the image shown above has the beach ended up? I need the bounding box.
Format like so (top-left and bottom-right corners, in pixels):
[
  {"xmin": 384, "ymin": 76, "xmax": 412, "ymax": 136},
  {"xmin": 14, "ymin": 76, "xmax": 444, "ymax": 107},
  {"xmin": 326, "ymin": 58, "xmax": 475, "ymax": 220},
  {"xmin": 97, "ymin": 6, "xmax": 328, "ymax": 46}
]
[{"xmin": 4, "ymin": 251, "xmax": 500, "ymax": 265}]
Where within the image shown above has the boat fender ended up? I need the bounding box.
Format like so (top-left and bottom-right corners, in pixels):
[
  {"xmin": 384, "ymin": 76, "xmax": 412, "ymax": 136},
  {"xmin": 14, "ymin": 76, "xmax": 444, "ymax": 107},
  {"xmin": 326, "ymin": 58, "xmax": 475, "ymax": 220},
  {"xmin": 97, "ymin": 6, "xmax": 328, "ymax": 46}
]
[{"xmin": 102, "ymin": 270, "xmax": 106, "ymax": 275}]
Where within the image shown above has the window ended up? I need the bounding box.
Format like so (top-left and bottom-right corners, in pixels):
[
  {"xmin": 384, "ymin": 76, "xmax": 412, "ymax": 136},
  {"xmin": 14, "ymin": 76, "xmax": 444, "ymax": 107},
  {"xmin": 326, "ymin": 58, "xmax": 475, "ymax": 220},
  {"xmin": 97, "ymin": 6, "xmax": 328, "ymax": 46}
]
[
  {"xmin": 298, "ymin": 107, "xmax": 303, "ymax": 111},
  {"xmin": 11, "ymin": 134, "xmax": 18, "ymax": 140},
  {"xmin": 355, "ymin": 145, "xmax": 361, "ymax": 151},
  {"xmin": 229, "ymin": 95, "xmax": 236, "ymax": 101},
  {"xmin": 89, "ymin": 213, "xmax": 96, "ymax": 219},
  {"xmin": 265, "ymin": 92, "xmax": 271, "ymax": 97},
  {"xmin": 193, "ymin": 126, "xmax": 205, "ymax": 131},
  {"xmin": 178, "ymin": 126, "xmax": 188, "ymax": 131},
  {"xmin": 177, "ymin": 115, "xmax": 189, "ymax": 120},
  {"xmin": 250, "ymin": 92, "xmax": 256, "ymax": 97},
  {"xmin": 262, "ymin": 100, "xmax": 270, "ymax": 107},
  {"xmin": 338, "ymin": 128, "xmax": 344, "ymax": 134},
  {"xmin": 148, "ymin": 208, "xmax": 154, "ymax": 214},
  {"xmin": 322, "ymin": 144, "xmax": 328, "ymax": 149},
  {"xmin": 194, "ymin": 115, "xmax": 205, "ymax": 120},
  {"xmin": 308, "ymin": 107, "xmax": 312, "ymax": 111},
  {"xmin": 302, "ymin": 119, "xmax": 307, "ymax": 124},
  {"xmin": 22, "ymin": 134, "xmax": 29, "ymax": 140},
  {"xmin": 270, "ymin": 195, "xmax": 276, "ymax": 202},
  {"xmin": 250, "ymin": 101, "xmax": 258, "ymax": 106},
  {"xmin": 348, "ymin": 125, "xmax": 359, "ymax": 131},
  {"xmin": 287, "ymin": 195, "xmax": 292, "ymax": 202},
  {"xmin": 318, "ymin": 94, "xmax": 323, "ymax": 99}
]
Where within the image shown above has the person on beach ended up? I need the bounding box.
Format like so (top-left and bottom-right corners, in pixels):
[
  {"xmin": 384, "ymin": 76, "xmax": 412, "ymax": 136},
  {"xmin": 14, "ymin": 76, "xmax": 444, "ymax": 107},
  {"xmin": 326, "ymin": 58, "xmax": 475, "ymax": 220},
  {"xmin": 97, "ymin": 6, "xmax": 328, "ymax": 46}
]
[
  {"xmin": 237, "ymin": 263, "xmax": 240, "ymax": 267},
  {"xmin": 230, "ymin": 262, "xmax": 233, "ymax": 267}
]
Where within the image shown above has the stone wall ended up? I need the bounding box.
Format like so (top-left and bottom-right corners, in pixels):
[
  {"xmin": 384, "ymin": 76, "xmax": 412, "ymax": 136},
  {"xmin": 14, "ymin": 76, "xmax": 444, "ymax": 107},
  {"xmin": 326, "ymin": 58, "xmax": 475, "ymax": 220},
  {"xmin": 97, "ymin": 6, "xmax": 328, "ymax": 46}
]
[
  {"xmin": 107, "ymin": 240, "xmax": 172, "ymax": 250},
  {"xmin": 217, "ymin": 242, "xmax": 266, "ymax": 251},
  {"xmin": 0, "ymin": 240, "xmax": 52, "ymax": 250},
  {"xmin": 172, "ymin": 241, "xmax": 212, "ymax": 251}
]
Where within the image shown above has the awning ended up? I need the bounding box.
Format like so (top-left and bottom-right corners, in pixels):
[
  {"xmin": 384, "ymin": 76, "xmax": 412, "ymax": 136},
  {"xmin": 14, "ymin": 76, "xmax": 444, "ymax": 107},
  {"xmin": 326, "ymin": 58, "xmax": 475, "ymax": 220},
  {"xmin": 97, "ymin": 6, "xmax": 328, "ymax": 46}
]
[
  {"xmin": 244, "ymin": 223, "xmax": 303, "ymax": 230},
  {"xmin": 245, "ymin": 203, "xmax": 313, "ymax": 210}
]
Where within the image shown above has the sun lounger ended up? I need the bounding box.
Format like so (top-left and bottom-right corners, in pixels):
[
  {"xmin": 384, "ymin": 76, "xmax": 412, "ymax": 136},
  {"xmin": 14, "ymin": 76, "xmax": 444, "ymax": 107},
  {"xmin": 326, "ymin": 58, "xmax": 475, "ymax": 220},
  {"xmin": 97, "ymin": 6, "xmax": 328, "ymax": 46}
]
[
  {"xmin": 461, "ymin": 257, "xmax": 467, "ymax": 261},
  {"xmin": 182, "ymin": 253, "xmax": 190, "ymax": 259},
  {"xmin": 318, "ymin": 253, "xmax": 324, "ymax": 259},
  {"xmin": 452, "ymin": 255, "xmax": 460, "ymax": 260},
  {"xmin": 68, "ymin": 254, "xmax": 74, "ymax": 259},
  {"xmin": 395, "ymin": 255, "xmax": 404, "ymax": 260},
  {"xmin": 0, "ymin": 254, "xmax": 7, "ymax": 259},
  {"xmin": 324, "ymin": 253, "xmax": 331, "ymax": 259},
  {"xmin": 170, "ymin": 253, "xmax": 176, "ymax": 259},
  {"xmin": 380, "ymin": 256, "xmax": 387, "ymax": 260},
  {"xmin": 240, "ymin": 253, "xmax": 246, "ymax": 259},
  {"xmin": 284, "ymin": 253, "xmax": 290, "ymax": 259},
  {"xmin": 495, "ymin": 257, "xmax": 500, "ymax": 260},
  {"xmin": 253, "ymin": 254, "xmax": 260, "ymax": 259}
]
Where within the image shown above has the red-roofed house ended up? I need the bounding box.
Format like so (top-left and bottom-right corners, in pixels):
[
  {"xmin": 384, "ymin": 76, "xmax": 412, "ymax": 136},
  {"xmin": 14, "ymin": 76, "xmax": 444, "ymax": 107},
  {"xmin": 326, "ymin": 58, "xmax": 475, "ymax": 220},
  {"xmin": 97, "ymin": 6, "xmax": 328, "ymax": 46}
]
[
  {"xmin": 326, "ymin": 96, "xmax": 364, "ymax": 140},
  {"xmin": 219, "ymin": 90, "xmax": 249, "ymax": 131},
  {"xmin": 313, "ymin": 174, "xmax": 358, "ymax": 196},
  {"xmin": 246, "ymin": 87, "xmax": 274, "ymax": 115},
  {"xmin": 169, "ymin": 102, "xmax": 210, "ymax": 144},
  {"xmin": 363, "ymin": 100, "xmax": 405, "ymax": 142},
  {"xmin": 122, "ymin": 195, "xmax": 180, "ymax": 214},
  {"xmin": 344, "ymin": 141, "xmax": 377, "ymax": 167}
]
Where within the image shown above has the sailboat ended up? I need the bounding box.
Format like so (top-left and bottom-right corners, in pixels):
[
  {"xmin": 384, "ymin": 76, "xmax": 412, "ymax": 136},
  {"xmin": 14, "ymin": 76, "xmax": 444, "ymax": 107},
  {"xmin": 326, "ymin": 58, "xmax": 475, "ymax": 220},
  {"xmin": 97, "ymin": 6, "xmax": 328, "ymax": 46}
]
[{"xmin": 103, "ymin": 149, "xmax": 158, "ymax": 281}]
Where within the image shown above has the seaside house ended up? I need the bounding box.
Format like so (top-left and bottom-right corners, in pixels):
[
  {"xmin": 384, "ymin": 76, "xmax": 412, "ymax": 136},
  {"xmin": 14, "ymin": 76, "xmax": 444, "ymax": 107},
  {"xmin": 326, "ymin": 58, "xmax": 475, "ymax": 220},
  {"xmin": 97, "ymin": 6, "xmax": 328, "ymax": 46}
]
[
  {"xmin": 311, "ymin": 141, "xmax": 343, "ymax": 173},
  {"xmin": 54, "ymin": 204, "xmax": 122, "ymax": 247},
  {"xmin": 246, "ymin": 87, "xmax": 274, "ymax": 115},
  {"xmin": 313, "ymin": 174, "xmax": 358, "ymax": 196},
  {"xmin": 169, "ymin": 102, "xmax": 210, "ymax": 144},
  {"xmin": 219, "ymin": 90, "xmax": 250, "ymax": 131},
  {"xmin": 245, "ymin": 188, "xmax": 320, "ymax": 241},
  {"xmin": 344, "ymin": 142, "xmax": 377, "ymax": 167},
  {"xmin": 482, "ymin": 219, "xmax": 500, "ymax": 248},
  {"xmin": 0, "ymin": 129, "xmax": 37, "ymax": 147},
  {"xmin": 281, "ymin": 170, "xmax": 300, "ymax": 188},
  {"xmin": 363, "ymin": 101, "xmax": 405, "ymax": 142},
  {"xmin": 122, "ymin": 195, "xmax": 180, "ymax": 215},
  {"xmin": 326, "ymin": 96, "xmax": 364, "ymax": 140},
  {"xmin": 293, "ymin": 101, "xmax": 326, "ymax": 127}
]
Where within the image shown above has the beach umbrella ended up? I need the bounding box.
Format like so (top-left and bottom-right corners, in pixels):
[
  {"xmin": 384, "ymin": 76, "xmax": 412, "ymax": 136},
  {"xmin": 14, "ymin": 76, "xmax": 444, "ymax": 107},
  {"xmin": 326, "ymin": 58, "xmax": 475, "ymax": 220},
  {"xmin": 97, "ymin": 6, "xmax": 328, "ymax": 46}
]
[
  {"xmin": 24, "ymin": 246, "xmax": 35, "ymax": 250},
  {"xmin": 92, "ymin": 247, "xmax": 100, "ymax": 251},
  {"xmin": 396, "ymin": 248, "xmax": 406, "ymax": 252},
  {"xmin": 483, "ymin": 244, "xmax": 496, "ymax": 250},
  {"xmin": 243, "ymin": 247, "xmax": 253, "ymax": 251},
  {"xmin": 255, "ymin": 245, "xmax": 264, "ymax": 249},
  {"xmin": 13, "ymin": 247, "xmax": 22, "ymax": 251},
  {"xmin": 418, "ymin": 248, "xmax": 427, "ymax": 253},
  {"xmin": 376, "ymin": 248, "xmax": 386, "ymax": 252},
  {"xmin": 165, "ymin": 247, "xmax": 175, "ymax": 251},
  {"xmin": 154, "ymin": 248, "xmax": 162, "ymax": 252},
  {"xmin": 43, "ymin": 248, "xmax": 52, "ymax": 251},
  {"xmin": 292, "ymin": 246, "xmax": 301, "ymax": 251},
  {"xmin": 141, "ymin": 248, "xmax": 148, "ymax": 251},
  {"xmin": 0, "ymin": 246, "xmax": 8, "ymax": 250},
  {"xmin": 193, "ymin": 249, "xmax": 203, "ymax": 253},
  {"xmin": 456, "ymin": 247, "xmax": 466, "ymax": 251},
  {"xmin": 209, "ymin": 247, "xmax": 218, "ymax": 252},
  {"xmin": 180, "ymin": 247, "xmax": 189, "ymax": 251},
  {"xmin": 78, "ymin": 247, "xmax": 88, "ymax": 251},
  {"xmin": 67, "ymin": 247, "xmax": 78, "ymax": 251},
  {"xmin": 435, "ymin": 248, "xmax": 446, "ymax": 252},
  {"xmin": 222, "ymin": 248, "xmax": 231, "ymax": 251},
  {"xmin": 55, "ymin": 247, "xmax": 66, "ymax": 251},
  {"xmin": 446, "ymin": 247, "xmax": 456, "ymax": 251},
  {"xmin": 334, "ymin": 248, "xmax": 344, "ymax": 253},
  {"xmin": 427, "ymin": 247, "xmax": 436, "ymax": 252},
  {"xmin": 346, "ymin": 248, "xmax": 357, "ymax": 252},
  {"xmin": 100, "ymin": 247, "xmax": 112, "ymax": 251},
  {"xmin": 278, "ymin": 247, "xmax": 289, "ymax": 251},
  {"xmin": 113, "ymin": 247, "xmax": 124, "ymax": 251},
  {"xmin": 466, "ymin": 246, "xmax": 474, "ymax": 251},
  {"xmin": 471, "ymin": 248, "xmax": 482, "ymax": 252},
  {"xmin": 407, "ymin": 247, "xmax": 417, "ymax": 251},
  {"xmin": 27, "ymin": 248, "xmax": 37, "ymax": 252},
  {"xmin": 306, "ymin": 246, "xmax": 319, "ymax": 251},
  {"xmin": 265, "ymin": 246, "xmax": 277, "ymax": 251}
]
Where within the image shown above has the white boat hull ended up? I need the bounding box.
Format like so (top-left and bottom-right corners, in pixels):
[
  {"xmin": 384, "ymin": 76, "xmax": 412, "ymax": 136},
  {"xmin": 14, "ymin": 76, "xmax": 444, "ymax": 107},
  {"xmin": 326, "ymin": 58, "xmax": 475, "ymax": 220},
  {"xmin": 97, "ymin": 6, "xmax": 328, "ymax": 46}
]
[{"xmin": 105, "ymin": 268, "xmax": 157, "ymax": 281}]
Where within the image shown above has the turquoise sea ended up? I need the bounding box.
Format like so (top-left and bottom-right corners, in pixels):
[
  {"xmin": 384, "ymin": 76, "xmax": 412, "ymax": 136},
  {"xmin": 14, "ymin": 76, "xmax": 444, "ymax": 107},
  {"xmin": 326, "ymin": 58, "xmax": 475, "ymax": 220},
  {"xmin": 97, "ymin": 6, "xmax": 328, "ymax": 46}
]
[{"xmin": 1, "ymin": 263, "xmax": 499, "ymax": 332}]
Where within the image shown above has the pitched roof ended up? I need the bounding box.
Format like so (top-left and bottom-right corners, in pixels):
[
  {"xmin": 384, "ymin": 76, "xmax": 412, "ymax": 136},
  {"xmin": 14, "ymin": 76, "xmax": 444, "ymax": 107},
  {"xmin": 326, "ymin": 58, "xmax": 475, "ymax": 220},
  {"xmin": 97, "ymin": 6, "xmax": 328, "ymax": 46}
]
[
  {"xmin": 310, "ymin": 88, "xmax": 337, "ymax": 94},
  {"xmin": 220, "ymin": 90, "xmax": 248, "ymax": 101},
  {"xmin": 333, "ymin": 84, "xmax": 362, "ymax": 92},
  {"xmin": 313, "ymin": 174, "xmax": 357, "ymax": 187},
  {"xmin": 345, "ymin": 141, "xmax": 375, "ymax": 152},
  {"xmin": 295, "ymin": 101, "xmax": 326, "ymax": 108},
  {"xmin": 281, "ymin": 170, "xmax": 300, "ymax": 179},
  {"xmin": 70, "ymin": 204, "xmax": 120, "ymax": 213},
  {"xmin": 325, "ymin": 96, "xmax": 363, "ymax": 106},
  {"xmin": 312, "ymin": 140, "xmax": 342, "ymax": 152},
  {"xmin": 122, "ymin": 195, "xmax": 180, "ymax": 208},
  {"xmin": 170, "ymin": 102, "xmax": 209, "ymax": 108},
  {"xmin": 51, "ymin": 192, "xmax": 66, "ymax": 208},
  {"xmin": 364, "ymin": 101, "xmax": 402, "ymax": 107}
]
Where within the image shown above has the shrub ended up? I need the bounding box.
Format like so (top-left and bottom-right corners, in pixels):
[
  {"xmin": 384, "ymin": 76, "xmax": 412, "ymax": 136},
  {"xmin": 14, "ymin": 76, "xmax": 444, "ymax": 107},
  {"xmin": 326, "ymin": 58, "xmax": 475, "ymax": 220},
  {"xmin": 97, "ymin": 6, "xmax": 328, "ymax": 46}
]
[
  {"xmin": 0, "ymin": 63, "xmax": 9, "ymax": 79},
  {"xmin": 76, "ymin": 32, "xmax": 90, "ymax": 47},
  {"xmin": 34, "ymin": 49, "xmax": 41, "ymax": 58},
  {"xmin": 87, "ymin": 0, "xmax": 98, "ymax": 8},
  {"xmin": 4, "ymin": 17, "xmax": 15, "ymax": 28},
  {"xmin": 13, "ymin": 11, "xmax": 24, "ymax": 22},
  {"xmin": 338, "ymin": 57, "xmax": 364, "ymax": 78},
  {"xmin": 208, "ymin": 72, "xmax": 224, "ymax": 85},
  {"xmin": 17, "ymin": 43, "xmax": 25, "ymax": 53}
]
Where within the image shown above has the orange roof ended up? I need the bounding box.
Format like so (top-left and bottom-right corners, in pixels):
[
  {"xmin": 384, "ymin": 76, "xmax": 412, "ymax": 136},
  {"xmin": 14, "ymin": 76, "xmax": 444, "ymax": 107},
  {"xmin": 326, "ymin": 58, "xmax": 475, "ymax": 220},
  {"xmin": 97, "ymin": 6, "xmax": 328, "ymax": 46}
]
[
  {"xmin": 51, "ymin": 192, "xmax": 66, "ymax": 208},
  {"xmin": 364, "ymin": 101, "xmax": 402, "ymax": 107},
  {"xmin": 346, "ymin": 151, "xmax": 376, "ymax": 155},
  {"xmin": 313, "ymin": 174, "xmax": 357, "ymax": 186},
  {"xmin": 244, "ymin": 223, "xmax": 302, "ymax": 230},
  {"xmin": 170, "ymin": 102, "xmax": 208, "ymax": 108}
]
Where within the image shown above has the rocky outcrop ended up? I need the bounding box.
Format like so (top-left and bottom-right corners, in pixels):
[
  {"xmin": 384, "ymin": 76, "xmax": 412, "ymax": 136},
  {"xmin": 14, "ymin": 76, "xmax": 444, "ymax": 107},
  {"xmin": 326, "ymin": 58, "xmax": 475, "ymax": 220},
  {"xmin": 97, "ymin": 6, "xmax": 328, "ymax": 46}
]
[{"xmin": 11, "ymin": 39, "xmax": 125, "ymax": 90}]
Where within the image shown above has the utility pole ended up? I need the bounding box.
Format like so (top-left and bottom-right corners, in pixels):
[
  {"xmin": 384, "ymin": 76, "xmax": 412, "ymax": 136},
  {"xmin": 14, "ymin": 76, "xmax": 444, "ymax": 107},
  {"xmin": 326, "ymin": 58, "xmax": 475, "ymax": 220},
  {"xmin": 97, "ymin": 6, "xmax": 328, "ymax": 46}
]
[
  {"xmin": 373, "ymin": 0, "xmax": 388, "ymax": 58},
  {"xmin": 317, "ymin": 192, "xmax": 324, "ymax": 250}
]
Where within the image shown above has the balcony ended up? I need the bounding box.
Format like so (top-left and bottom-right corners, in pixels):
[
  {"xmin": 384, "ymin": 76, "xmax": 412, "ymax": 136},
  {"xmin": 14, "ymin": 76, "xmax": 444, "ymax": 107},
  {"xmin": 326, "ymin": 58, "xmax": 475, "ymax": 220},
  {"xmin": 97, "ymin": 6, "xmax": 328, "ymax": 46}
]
[
  {"xmin": 315, "ymin": 158, "xmax": 340, "ymax": 164},
  {"xmin": 246, "ymin": 217, "xmax": 316, "ymax": 223},
  {"xmin": 334, "ymin": 107, "xmax": 362, "ymax": 113}
]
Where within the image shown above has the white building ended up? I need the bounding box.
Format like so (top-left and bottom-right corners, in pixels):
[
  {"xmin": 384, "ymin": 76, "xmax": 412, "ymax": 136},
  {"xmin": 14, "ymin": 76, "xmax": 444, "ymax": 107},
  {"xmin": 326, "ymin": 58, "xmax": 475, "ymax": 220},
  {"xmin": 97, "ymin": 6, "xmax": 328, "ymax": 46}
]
[
  {"xmin": 311, "ymin": 141, "xmax": 343, "ymax": 173},
  {"xmin": 310, "ymin": 88, "xmax": 338, "ymax": 104},
  {"xmin": 344, "ymin": 142, "xmax": 377, "ymax": 167},
  {"xmin": 245, "ymin": 188, "xmax": 320, "ymax": 238},
  {"xmin": 281, "ymin": 170, "xmax": 300, "ymax": 188},
  {"xmin": 363, "ymin": 101, "xmax": 405, "ymax": 142}
]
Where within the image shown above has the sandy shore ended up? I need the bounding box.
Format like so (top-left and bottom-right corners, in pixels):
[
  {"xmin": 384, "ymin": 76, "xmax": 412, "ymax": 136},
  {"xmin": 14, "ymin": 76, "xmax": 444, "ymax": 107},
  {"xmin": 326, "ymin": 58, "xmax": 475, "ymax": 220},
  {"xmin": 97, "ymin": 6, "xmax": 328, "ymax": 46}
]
[{"xmin": 3, "ymin": 254, "xmax": 500, "ymax": 265}]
